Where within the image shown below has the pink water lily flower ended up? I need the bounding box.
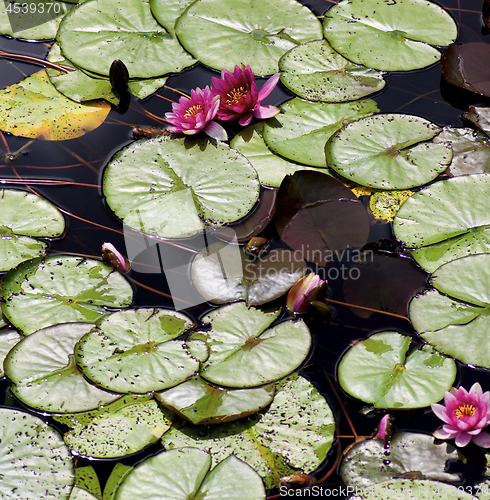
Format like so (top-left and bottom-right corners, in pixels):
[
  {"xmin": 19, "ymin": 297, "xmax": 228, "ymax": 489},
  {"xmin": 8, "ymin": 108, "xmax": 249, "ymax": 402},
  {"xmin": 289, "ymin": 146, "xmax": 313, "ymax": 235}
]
[
  {"xmin": 211, "ymin": 64, "xmax": 280, "ymax": 126},
  {"xmin": 431, "ymin": 382, "xmax": 490, "ymax": 448},
  {"xmin": 286, "ymin": 272, "xmax": 327, "ymax": 314},
  {"xmin": 165, "ymin": 86, "xmax": 227, "ymax": 141}
]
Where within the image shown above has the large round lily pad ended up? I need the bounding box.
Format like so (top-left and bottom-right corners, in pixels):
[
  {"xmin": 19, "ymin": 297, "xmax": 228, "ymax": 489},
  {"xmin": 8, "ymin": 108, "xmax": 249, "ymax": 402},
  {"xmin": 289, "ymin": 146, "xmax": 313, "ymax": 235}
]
[
  {"xmin": 394, "ymin": 174, "xmax": 490, "ymax": 272},
  {"xmin": 175, "ymin": 0, "xmax": 322, "ymax": 75},
  {"xmin": 279, "ymin": 40, "xmax": 386, "ymax": 102},
  {"xmin": 75, "ymin": 308, "xmax": 198, "ymax": 393},
  {"xmin": 114, "ymin": 448, "xmax": 266, "ymax": 500},
  {"xmin": 0, "ymin": 255, "xmax": 133, "ymax": 335},
  {"xmin": 325, "ymin": 114, "xmax": 452, "ymax": 189},
  {"xmin": 58, "ymin": 0, "xmax": 196, "ymax": 78},
  {"xmin": 4, "ymin": 322, "xmax": 120, "ymax": 413},
  {"xmin": 0, "ymin": 408, "xmax": 74, "ymax": 500},
  {"xmin": 263, "ymin": 97, "xmax": 379, "ymax": 167},
  {"xmin": 337, "ymin": 331, "xmax": 456, "ymax": 409},
  {"xmin": 323, "ymin": 0, "xmax": 457, "ymax": 71},
  {"xmin": 189, "ymin": 302, "xmax": 311, "ymax": 388},
  {"xmin": 103, "ymin": 136, "xmax": 260, "ymax": 239},
  {"xmin": 410, "ymin": 253, "xmax": 490, "ymax": 368}
]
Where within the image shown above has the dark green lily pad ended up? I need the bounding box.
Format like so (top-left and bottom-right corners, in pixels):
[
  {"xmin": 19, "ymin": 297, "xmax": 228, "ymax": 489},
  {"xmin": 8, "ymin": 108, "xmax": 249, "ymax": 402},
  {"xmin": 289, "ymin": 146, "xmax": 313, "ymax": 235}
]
[
  {"xmin": 1, "ymin": 255, "xmax": 133, "ymax": 335},
  {"xmin": 337, "ymin": 331, "xmax": 456, "ymax": 409},
  {"xmin": 73, "ymin": 466, "xmax": 102, "ymax": 500},
  {"xmin": 75, "ymin": 308, "xmax": 198, "ymax": 393},
  {"xmin": 394, "ymin": 174, "xmax": 490, "ymax": 272},
  {"xmin": 325, "ymin": 114, "xmax": 452, "ymax": 189},
  {"xmin": 263, "ymin": 97, "xmax": 379, "ymax": 167},
  {"xmin": 0, "ymin": 408, "xmax": 74, "ymax": 499},
  {"xmin": 189, "ymin": 302, "xmax": 311, "ymax": 388},
  {"xmin": 279, "ymin": 40, "xmax": 386, "ymax": 102},
  {"xmin": 4, "ymin": 322, "xmax": 120, "ymax": 413},
  {"xmin": 323, "ymin": 0, "xmax": 457, "ymax": 71},
  {"xmin": 103, "ymin": 464, "xmax": 133, "ymax": 500},
  {"xmin": 340, "ymin": 432, "xmax": 460, "ymax": 488},
  {"xmin": 103, "ymin": 136, "xmax": 260, "ymax": 239},
  {"xmin": 58, "ymin": 0, "xmax": 196, "ymax": 78},
  {"xmin": 410, "ymin": 253, "xmax": 490, "ymax": 368},
  {"xmin": 155, "ymin": 376, "xmax": 275, "ymax": 424},
  {"xmin": 191, "ymin": 241, "xmax": 306, "ymax": 306},
  {"xmin": 175, "ymin": 0, "xmax": 322, "ymax": 75},
  {"xmin": 162, "ymin": 373, "xmax": 335, "ymax": 488},
  {"xmin": 114, "ymin": 449, "xmax": 266, "ymax": 500}
]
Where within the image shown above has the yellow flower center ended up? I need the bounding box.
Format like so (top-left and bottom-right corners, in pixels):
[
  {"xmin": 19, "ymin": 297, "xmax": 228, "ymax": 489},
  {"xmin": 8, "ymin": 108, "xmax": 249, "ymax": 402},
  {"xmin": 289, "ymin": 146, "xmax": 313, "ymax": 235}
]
[
  {"xmin": 226, "ymin": 86, "xmax": 247, "ymax": 105},
  {"xmin": 184, "ymin": 105, "xmax": 202, "ymax": 118},
  {"xmin": 454, "ymin": 404, "xmax": 476, "ymax": 419}
]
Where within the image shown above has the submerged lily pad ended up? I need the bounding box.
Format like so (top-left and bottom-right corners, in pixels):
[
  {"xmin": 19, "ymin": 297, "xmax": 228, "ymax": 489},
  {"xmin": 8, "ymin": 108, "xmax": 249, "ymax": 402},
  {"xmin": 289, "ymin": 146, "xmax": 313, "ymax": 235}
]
[
  {"xmin": 323, "ymin": 0, "xmax": 457, "ymax": 71},
  {"xmin": 75, "ymin": 308, "xmax": 197, "ymax": 393},
  {"xmin": 189, "ymin": 302, "xmax": 311, "ymax": 388},
  {"xmin": 175, "ymin": 0, "xmax": 322, "ymax": 75},
  {"xmin": 191, "ymin": 241, "xmax": 306, "ymax": 306},
  {"xmin": 337, "ymin": 331, "xmax": 456, "ymax": 409},
  {"xmin": 340, "ymin": 432, "xmax": 460, "ymax": 488},
  {"xmin": 394, "ymin": 174, "xmax": 490, "ymax": 272},
  {"xmin": 103, "ymin": 136, "xmax": 260, "ymax": 239},
  {"xmin": 410, "ymin": 253, "xmax": 490, "ymax": 368},
  {"xmin": 1, "ymin": 255, "xmax": 133, "ymax": 335},
  {"xmin": 114, "ymin": 449, "xmax": 265, "ymax": 500},
  {"xmin": 279, "ymin": 40, "xmax": 386, "ymax": 102},
  {"xmin": 162, "ymin": 373, "xmax": 335, "ymax": 488},
  {"xmin": 0, "ymin": 408, "xmax": 74, "ymax": 499},
  {"xmin": 58, "ymin": 0, "xmax": 196, "ymax": 78},
  {"xmin": 155, "ymin": 376, "xmax": 275, "ymax": 424},
  {"xmin": 325, "ymin": 114, "xmax": 452, "ymax": 189},
  {"xmin": 263, "ymin": 98, "xmax": 379, "ymax": 167}
]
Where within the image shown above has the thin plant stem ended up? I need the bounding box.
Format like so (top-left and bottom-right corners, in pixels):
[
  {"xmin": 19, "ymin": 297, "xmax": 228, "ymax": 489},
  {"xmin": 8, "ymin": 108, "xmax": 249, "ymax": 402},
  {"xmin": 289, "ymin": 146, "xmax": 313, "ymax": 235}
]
[
  {"xmin": 0, "ymin": 51, "xmax": 75, "ymax": 72},
  {"xmin": 325, "ymin": 298, "xmax": 412, "ymax": 324},
  {"xmin": 163, "ymin": 85, "xmax": 190, "ymax": 98}
]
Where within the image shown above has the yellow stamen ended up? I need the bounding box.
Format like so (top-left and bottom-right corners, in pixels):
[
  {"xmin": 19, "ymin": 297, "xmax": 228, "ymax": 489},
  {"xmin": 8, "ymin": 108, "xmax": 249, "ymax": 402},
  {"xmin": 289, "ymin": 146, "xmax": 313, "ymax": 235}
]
[
  {"xmin": 226, "ymin": 86, "xmax": 247, "ymax": 105},
  {"xmin": 184, "ymin": 105, "xmax": 202, "ymax": 117},
  {"xmin": 454, "ymin": 404, "xmax": 476, "ymax": 418}
]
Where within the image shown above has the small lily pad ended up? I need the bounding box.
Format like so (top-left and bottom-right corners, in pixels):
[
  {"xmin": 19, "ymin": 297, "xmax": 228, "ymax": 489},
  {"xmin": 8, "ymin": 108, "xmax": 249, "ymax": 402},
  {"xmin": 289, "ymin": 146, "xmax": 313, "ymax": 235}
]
[
  {"xmin": 75, "ymin": 308, "xmax": 197, "ymax": 393},
  {"xmin": 325, "ymin": 114, "xmax": 452, "ymax": 189},
  {"xmin": 279, "ymin": 40, "xmax": 386, "ymax": 102},
  {"xmin": 189, "ymin": 302, "xmax": 311, "ymax": 388},
  {"xmin": 155, "ymin": 376, "xmax": 275, "ymax": 424},
  {"xmin": 337, "ymin": 331, "xmax": 456, "ymax": 409}
]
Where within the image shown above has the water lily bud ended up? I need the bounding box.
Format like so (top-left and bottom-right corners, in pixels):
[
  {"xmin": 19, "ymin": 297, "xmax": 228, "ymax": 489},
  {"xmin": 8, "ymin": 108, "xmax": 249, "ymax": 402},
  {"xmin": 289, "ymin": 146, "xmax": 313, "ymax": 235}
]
[
  {"xmin": 280, "ymin": 473, "xmax": 316, "ymax": 488},
  {"xmin": 109, "ymin": 59, "xmax": 130, "ymax": 91},
  {"xmin": 286, "ymin": 272, "xmax": 327, "ymax": 314},
  {"xmin": 374, "ymin": 414, "xmax": 393, "ymax": 447},
  {"xmin": 244, "ymin": 237, "xmax": 270, "ymax": 257},
  {"xmin": 102, "ymin": 242, "xmax": 130, "ymax": 275}
]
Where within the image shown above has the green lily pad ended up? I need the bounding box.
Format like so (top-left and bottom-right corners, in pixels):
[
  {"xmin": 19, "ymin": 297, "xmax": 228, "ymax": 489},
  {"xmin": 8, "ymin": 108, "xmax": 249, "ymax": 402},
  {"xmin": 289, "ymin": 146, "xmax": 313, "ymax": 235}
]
[
  {"xmin": 393, "ymin": 174, "xmax": 490, "ymax": 272},
  {"xmin": 174, "ymin": 0, "xmax": 322, "ymax": 75},
  {"xmin": 0, "ymin": 408, "xmax": 74, "ymax": 499},
  {"xmin": 323, "ymin": 0, "xmax": 457, "ymax": 71},
  {"xmin": 58, "ymin": 0, "xmax": 196, "ymax": 78},
  {"xmin": 63, "ymin": 394, "xmax": 173, "ymax": 458},
  {"xmin": 103, "ymin": 136, "xmax": 260, "ymax": 239},
  {"xmin": 114, "ymin": 448, "xmax": 265, "ymax": 500},
  {"xmin": 191, "ymin": 241, "xmax": 306, "ymax": 306},
  {"xmin": 0, "ymin": 189, "xmax": 65, "ymax": 271},
  {"xmin": 0, "ymin": 328, "xmax": 21, "ymax": 378},
  {"xmin": 340, "ymin": 432, "xmax": 460, "ymax": 488},
  {"xmin": 279, "ymin": 40, "xmax": 386, "ymax": 102},
  {"xmin": 103, "ymin": 464, "xmax": 134, "ymax": 500},
  {"xmin": 409, "ymin": 254, "xmax": 490, "ymax": 368},
  {"xmin": 149, "ymin": 0, "xmax": 195, "ymax": 36},
  {"xmin": 337, "ymin": 331, "xmax": 456, "ymax": 409},
  {"xmin": 4, "ymin": 322, "xmax": 120, "ymax": 413},
  {"xmin": 263, "ymin": 97, "xmax": 379, "ymax": 167},
  {"xmin": 75, "ymin": 308, "xmax": 197, "ymax": 394},
  {"xmin": 464, "ymin": 106, "xmax": 490, "ymax": 137},
  {"xmin": 162, "ymin": 373, "xmax": 335, "ymax": 488},
  {"xmin": 1, "ymin": 255, "xmax": 133, "ymax": 335},
  {"xmin": 69, "ymin": 487, "xmax": 99, "ymax": 500},
  {"xmin": 230, "ymin": 122, "xmax": 324, "ymax": 187},
  {"xmin": 155, "ymin": 376, "xmax": 275, "ymax": 424},
  {"xmin": 325, "ymin": 114, "xmax": 452, "ymax": 189},
  {"xmin": 189, "ymin": 302, "xmax": 311, "ymax": 388},
  {"xmin": 74, "ymin": 466, "xmax": 102, "ymax": 500}
]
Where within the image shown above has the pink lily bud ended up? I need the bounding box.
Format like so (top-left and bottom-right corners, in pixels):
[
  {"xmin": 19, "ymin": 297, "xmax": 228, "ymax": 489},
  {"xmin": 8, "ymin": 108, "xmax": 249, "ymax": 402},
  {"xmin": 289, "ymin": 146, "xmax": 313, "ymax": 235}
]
[
  {"xmin": 102, "ymin": 242, "xmax": 130, "ymax": 275},
  {"xmin": 286, "ymin": 272, "xmax": 327, "ymax": 314},
  {"xmin": 374, "ymin": 414, "xmax": 394, "ymax": 448}
]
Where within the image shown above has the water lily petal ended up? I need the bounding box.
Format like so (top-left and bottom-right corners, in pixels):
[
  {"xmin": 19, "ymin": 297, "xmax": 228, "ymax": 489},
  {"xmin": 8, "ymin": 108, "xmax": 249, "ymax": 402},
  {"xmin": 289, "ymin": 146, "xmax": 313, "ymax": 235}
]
[
  {"xmin": 204, "ymin": 120, "xmax": 228, "ymax": 141},
  {"xmin": 431, "ymin": 403, "xmax": 452, "ymax": 424},
  {"xmin": 258, "ymin": 73, "xmax": 280, "ymax": 100},
  {"xmin": 472, "ymin": 431, "xmax": 490, "ymax": 448},
  {"xmin": 253, "ymin": 104, "xmax": 280, "ymax": 120},
  {"xmin": 454, "ymin": 432, "xmax": 472, "ymax": 447},
  {"xmin": 238, "ymin": 112, "xmax": 254, "ymax": 127}
]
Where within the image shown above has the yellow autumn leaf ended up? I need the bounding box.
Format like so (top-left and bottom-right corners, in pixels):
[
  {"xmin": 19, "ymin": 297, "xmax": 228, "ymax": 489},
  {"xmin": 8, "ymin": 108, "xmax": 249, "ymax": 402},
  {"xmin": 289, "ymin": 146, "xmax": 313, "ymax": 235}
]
[{"xmin": 0, "ymin": 70, "xmax": 111, "ymax": 140}]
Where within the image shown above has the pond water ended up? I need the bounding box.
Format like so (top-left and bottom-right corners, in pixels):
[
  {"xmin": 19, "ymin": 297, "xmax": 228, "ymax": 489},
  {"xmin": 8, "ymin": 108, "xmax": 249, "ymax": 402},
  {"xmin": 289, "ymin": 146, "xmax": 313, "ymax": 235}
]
[{"xmin": 0, "ymin": 0, "xmax": 490, "ymax": 498}]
